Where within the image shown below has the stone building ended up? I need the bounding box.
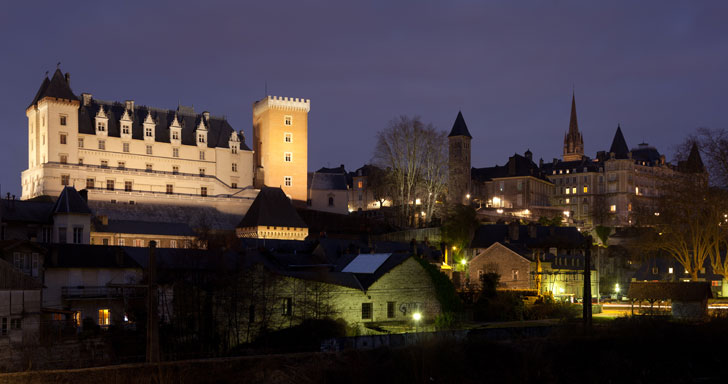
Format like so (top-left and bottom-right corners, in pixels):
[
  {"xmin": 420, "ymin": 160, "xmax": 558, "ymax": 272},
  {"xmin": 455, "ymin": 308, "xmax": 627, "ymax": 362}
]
[
  {"xmin": 307, "ymin": 165, "xmax": 350, "ymax": 215},
  {"xmin": 236, "ymin": 186, "xmax": 309, "ymax": 240},
  {"xmin": 448, "ymin": 111, "xmax": 472, "ymax": 205}
]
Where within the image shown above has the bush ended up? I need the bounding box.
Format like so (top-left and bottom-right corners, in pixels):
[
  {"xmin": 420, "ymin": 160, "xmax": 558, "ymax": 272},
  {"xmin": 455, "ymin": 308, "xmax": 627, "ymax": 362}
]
[
  {"xmin": 415, "ymin": 258, "xmax": 463, "ymax": 313},
  {"xmin": 473, "ymin": 291, "xmax": 525, "ymax": 322},
  {"xmin": 254, "ymin": 318, "xmax": 348, "ymax": 352},
  {"xmin": 435, "ymin": 312, "xmax": 458, "ymax": 330},
  {"xmin": 524, "ymin": 302, "xmax": 580, "ymax": 320}
]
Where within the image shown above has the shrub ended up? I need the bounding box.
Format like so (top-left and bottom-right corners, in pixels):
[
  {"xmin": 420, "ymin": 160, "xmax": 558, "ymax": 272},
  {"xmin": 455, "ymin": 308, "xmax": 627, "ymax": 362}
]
[
  {"xmin": 254, "ymin": 318, "xmax": 348, "ymax": 352},
  {"xmin": 473, "ymin": 291, "xmax": 525, "ymax": 322},
  {"xmin": 435, "ymin": 312, "xmax": 458, "ymax": 330},
  {"xmin": 524, "ymin": 302, "xmax": 580, "ymax": 320}
]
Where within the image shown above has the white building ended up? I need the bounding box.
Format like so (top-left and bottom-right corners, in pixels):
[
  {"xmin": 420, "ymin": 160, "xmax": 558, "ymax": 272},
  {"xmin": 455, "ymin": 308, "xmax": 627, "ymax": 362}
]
[{"xmin": 22, "ymin": 69, "xmax": 257, "ymax": 214}]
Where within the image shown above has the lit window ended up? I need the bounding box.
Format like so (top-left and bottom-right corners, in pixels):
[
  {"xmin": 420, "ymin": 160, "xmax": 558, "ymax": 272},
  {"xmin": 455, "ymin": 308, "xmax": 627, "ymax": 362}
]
[
  {"xmin": 572, "ymin": 187, "xmax": 576, "ymax": 194},
  {"xmin": 170, "ymin": 240, "xmax": 177, "ymax": 248},
  {"xmin": 146, "ymin": 145, "xmax": 152, "ymax": 155},
  {"xmin": 60, "ymin": 133, "xmax": 67, "ymax": 144},
  {"xmin": 61, "ymin": 174, "xmax": 70, "ymax": 186},
  {"xmin": 118, "ymin": 239, "xmax": 125, "ymax": 246},
  {"xmin": 583, "ymin": 186, "xmax": 588, "ymax": 193},
  {"xmin": 358, "ymin": 181, "xmax": 363, "ymax": 189},
  {"xmin": 284, "ymin": 133, "xmax": 292, "ymax": 143},
  {"xmin": 123, "ymin": 142, "xmax": 129, "ymax": 153},
  {"xmin": 565, "ymin": 188, "xmax": 570, "ymax": 195},
  {"xmin": 172, "ymin": 148, "xmax": 179, "ymax": 157},
  {"xmin": 284, "ymin": 176, "xmax": 292, "ymax": 187},
  {"xmin": 60, "ymin": 115, "xmax": 67, "ymax": 126},
  {"xmin": 565, "ymin": 198, "xmax": 570, "ymax": 204},
  {"xmin": 135, "ymin": 239, "xmax": 142, "ymax": 247},
  {"xmin": 98, "ymin": 309, "xmax": 110, "ymax": 326},
  {"xmin": 200, "ymin": 187, "xmax": 207, "ymax": 197},
  {"xmin": 98, "ymin": 140, "xmax": 105, "ymax": 150},
  {"xmin": 284, "ymin": 152, "xmax": 292, "ymax": 162},
  {"xmin": 669, "ymin": 267, "xmax": 673, "ymax": 274},
  {"xmin": 78, "ymin": 138, "xmax": 84, "ymax": 148},
  {"xmin": 284, "ymin": 115, "xmax": 292, "ymax": 126},
  {"xmin": 610, "ymin": 205, "xmax": 616, "ymax": 213}
]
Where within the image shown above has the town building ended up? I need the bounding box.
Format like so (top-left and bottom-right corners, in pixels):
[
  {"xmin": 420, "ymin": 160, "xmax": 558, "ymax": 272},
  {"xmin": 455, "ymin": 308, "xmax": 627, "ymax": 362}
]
[
  {"xmin": 90, "ymin": 217, "xmax": 198, "ymax": 248},
  {"xmin": 0, "ymin": 254, "xmax": 42, "ymax": 367},
  {"xmin": 347, "ymin": 164, "xmax": 391, "ymax": 213},
  {"xmin": 307, "ymin": 165, "xmax": 350, "ymax": 215},
  {"xmin": 236, "ymin": 186, "xmax": 309, "ymax": 240},
  {"xmin": 447, "ymin": 112, "xmax": 472, "ymax": 205}
]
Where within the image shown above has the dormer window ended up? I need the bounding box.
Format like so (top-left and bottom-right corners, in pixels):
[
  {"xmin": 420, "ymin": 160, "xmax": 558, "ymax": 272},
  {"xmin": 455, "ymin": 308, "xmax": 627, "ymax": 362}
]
[
  {"xmin": 95, "ymin": 106, "xmax": 108, "ymax": 137},
  {"xmin": 196, "ymin": 118, "xmax": 207, "ymax": 147},
  {"xmin": 120, "ymin": 109, "xmax": 132, "ymax": 139},
  {"xmin": 97, "ymin": 122, "xmax": 105, "ymax": 131},
  {"xmin": 145, "ymin": 127, "xmax": 153, "ymax": 137},
  {"xmin": 231, "ymin": 146, "xmax": 238, "ymax": 154},
  {"xmin": 169, "ymin": 114, "xmax": 182, "ymax": 145},
  {"xmin": 198, "ymin": 134, "xmax": 206, "ymax": 143},
  {"xmin": 172, "ymin": 131, "xmax": 179, "ymax": 140},
  {"xmin": 122, "ymin": 124, "xmax": 130, "ymax": 135},
  {"xmin": 143, "ymin": 111, "xmax": 155, "ymax": 141}
]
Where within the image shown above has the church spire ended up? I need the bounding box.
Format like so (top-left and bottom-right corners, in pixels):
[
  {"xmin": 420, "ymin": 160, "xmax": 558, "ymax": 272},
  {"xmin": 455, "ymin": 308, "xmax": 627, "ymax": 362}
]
[{"xmin": 563, "ymin": 92, "xmax": 584, "ymax": 161}]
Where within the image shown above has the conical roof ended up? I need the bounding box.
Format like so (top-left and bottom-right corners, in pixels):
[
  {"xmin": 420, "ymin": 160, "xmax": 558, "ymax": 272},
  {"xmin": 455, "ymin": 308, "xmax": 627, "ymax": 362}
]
[
  {"xmin": 448, "ymin": 111, "xmax": 472, "ymax": 138},
  {"xmin": 609, "ymin": 125, "xmax": 629, "ymax": 158},
  {"xmin": 568, "ymin": 92, "xmax": 579, "ymax": 134},
  {"xmin": 237, "ymin": 187, "xmax": 307, "ymax": 228},
  {"xmin": 681, "ymin": 142, "xmax": 705, "ymax": 173},
  {"xmin": 28, "ymin": 68, "xmax": 78, "ymax": 108},
  {"xmin": 52, "ymin": 186, "xmax": 92, "ymax": 215}
]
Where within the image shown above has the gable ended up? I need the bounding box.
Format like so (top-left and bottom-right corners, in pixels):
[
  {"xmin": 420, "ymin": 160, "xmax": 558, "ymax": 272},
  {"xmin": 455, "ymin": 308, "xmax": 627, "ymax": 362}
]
[{"xmin": 472, "ymin": 242, "xmax": 531, "ymax": 266}]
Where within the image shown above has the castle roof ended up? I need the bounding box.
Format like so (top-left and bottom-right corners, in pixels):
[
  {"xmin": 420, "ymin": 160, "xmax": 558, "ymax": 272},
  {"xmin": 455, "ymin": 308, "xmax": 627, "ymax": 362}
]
[
  {"xmin": 93, "ymin": 219, "xmax": 196, "ymax": 237},
  {"xmin": 237, "ymin": 187, "xmax": 307, "ymax": 229},
  {"xmin": 448, "ymin": 111, "xmax": 472, "ymax": 138},
  {"xmin": 28, "ymin": 68, "xmax": 79, "ymax": 108},
  {"xmin": 631, "ymin": 143, "xmax": 662, "ymax": 165},
  {"xmin": 609, "ymin": 125, "xmax": 630, "ymax": 158},
  {"xmin": 472, "ymin": 153, "xmax": 551, "ymax": 182},
  {"xmin": 78, "ymin": 99, "xmax": 248, "ymax": 150},
  {"xmin": 309, "ymin": 167, "xmax": 348, "ymax": 191}
]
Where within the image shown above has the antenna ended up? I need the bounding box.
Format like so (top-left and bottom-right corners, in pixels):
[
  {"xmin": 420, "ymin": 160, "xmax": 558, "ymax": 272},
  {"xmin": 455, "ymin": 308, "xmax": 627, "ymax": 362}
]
[{"xmin": 57, "ymin": 62, "xmax": 61, "ymax": 69}]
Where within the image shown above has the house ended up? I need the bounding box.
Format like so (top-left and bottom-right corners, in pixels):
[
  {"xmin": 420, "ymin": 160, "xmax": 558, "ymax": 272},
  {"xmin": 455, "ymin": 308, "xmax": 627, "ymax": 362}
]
[
  {"xmin": 0, "ymin": 257, "xmax": 42, "ymax": 347},
  {"xmin": 307, "ymin": 165, "xmax": 350, "ymax": 214},
  {"xmin": 628, "ymin": 282, "xmax": 713, "ymax": 319},
  {"xmin": 632, "ymin": 256, "xmax": 726, "ymax": 298},
  {"xmin": 91, "ymin": 217, "xmax": 198, "ymax": 248},
  {"xmin": 468, "ymin": 242, "xmax": 531, "ymax": 290},
  {"xmin": 236, "ymin": 186, "xmax": 309, "ymax": 240}
]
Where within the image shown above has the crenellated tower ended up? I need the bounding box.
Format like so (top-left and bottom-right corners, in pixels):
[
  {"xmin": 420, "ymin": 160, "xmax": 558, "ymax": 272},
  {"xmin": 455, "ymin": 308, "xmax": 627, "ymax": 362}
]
[
  {"xmin": 448, "ymin": 111, "xmax": 472, "ymax": 205},
  {"xmin": 252, "ymin": 96, "xmax": 310, "ymax": 205},
  {"xmin": 563, "ymin": 92, "xmax": 584, "ymax": 161}
]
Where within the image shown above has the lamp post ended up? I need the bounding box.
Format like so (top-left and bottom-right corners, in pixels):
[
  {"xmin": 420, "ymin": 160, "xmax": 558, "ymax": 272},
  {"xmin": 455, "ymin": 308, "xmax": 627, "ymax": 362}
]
[{"xmin": 413, "ymin": 312, "xmax": 422, "ymax": 332}]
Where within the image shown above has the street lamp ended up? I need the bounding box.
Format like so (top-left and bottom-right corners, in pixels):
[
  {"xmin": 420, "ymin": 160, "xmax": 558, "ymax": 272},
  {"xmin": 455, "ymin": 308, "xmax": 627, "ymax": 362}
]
[
  {"xmin": 412, "ymin": 312, "xmax": 422, "ymax": 332},
  {"xmin": 466, "ymin": 193, "xmax": 471, "ymax": 199}
]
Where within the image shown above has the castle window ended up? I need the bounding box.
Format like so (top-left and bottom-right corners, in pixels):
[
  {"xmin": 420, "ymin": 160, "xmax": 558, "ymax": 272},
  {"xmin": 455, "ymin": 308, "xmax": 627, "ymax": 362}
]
[
  {"xmin": 571, "ymin": 187, "xmax": 576, "ymax": 194},
  {"xmin": 199, "ymin": 168, "xmax": 205, "ymax": 176},
  {"xmin": 134, "ymin": 239, "xmax": 142, "ymax": 247},
  {"xmin": 358, "ymin": 181, "xmax": 363, "ymax": 189},
  {"xmin": 284, "ymin": 115, "xmax": 292, "ymax": 126},
  {"xmin": 60, "ymin": 154, "xmax": 67, "ymax": 164},
  {"xmin": 118, "ymin": 239, "xmax": 125, "ymax": 246},
  {"xmin": 97, "ymin": 122, "xmax": 106, "ymax": 132},
  {"xmin": 125, "ymin": 181, "xmax": 132, "ymax": 192},
  {"xmin": 387, "ymin": 302, "xmax": 395, "ymax": 318},
  {"xmin": 100, "ymin": 160, "xmax": 108, "ymax": 168},
  {"xmin": 60, "ymin": 133, "xmax": 67, "ymax": 144},
  {"xmin": 328, "ymin": 197, "xmax": 334, "ymax": 206},
  {"xmin": 117, "ymin": 161, "xmax": 125, "ymax": 169},
  {"xmin": 284, "ymin": 152, "xmax": 292, "ymax": 162},
  {"xmin": 583, "ymin": 205, "xmax": 589, "ymax": 214},
  {"xmin": 86, "ymin": 178, "xmax": 94, "ymax": 189},
  {"xmin": 583, "ymin": 186, "xmax": 588, "ymax": 193},
  {"xmin": 285, "ymin": 133, "xmax": 292, "ymax": 143},
  {"xmin": 198, "ymin": 134, "xmax": 205, "ymax": 143},
  {"xmin": 284, "ymin": 176, "xmax": 292, "ymax": 187},
  {"xmin": 166, "ymin": 184, "xmax": 173, "ymax": 194},
  {"xmin": 98, "ymin": 309, "xmax": 110, "ymax": 326},
  {"xmin": 172, "ymin": 130, "xmax": 179, "ymax": 140},
  {"xmin": 146, "ymin": 164, "xmax": 152, "ymax": 172},
  {"xmin": 199, "ymin": 151, "xmax": 205, "ymax": 160},
  {"xmin": 60, "ymin": 115, "xmax": 67, "ymax": 126},
  {"xmin": 232, "ymin": 163, "xmax": 238, "ymax": 172},
  {"xmin": 146, "ymin": 145, "xmax": 153, "ymax": 155},
  {"xmin": 170, "ymin": 240, "xmax": 177, "ymax": 248},
  {"xmin": 73, "ymin": 227, "xmax": 83, "ymax": 244},
  {"xmin": 610, "ymin": 204, "xmax": 617, "ymax": 213},
  {"xmin": 231, "ymin": 183, "xmax": 237, "ymax": 188},
  {"xmin": 61, "ymin": 174, "xmax": 70, "ymax": 186},
  {"xmin": 145, "ymin": 127, "xmax": 153, "ymax": 137},
  {"xmin": 106, "ymin": 180, "xmax": 114, "ymax": 191},
  {"xmin": 122, "ymin": 124, "xmax": 130, "ymax": 135},
  {"xmin": 200, "ymin": 187, "xmax": 207, "ymax": 197},
  {"xmin": 231, "ymin": 146, "xmax": 238, "ymax": 154},
  {"xmin": 98, "ymin": 140, "xmax": 105, "ymax": 150},
  {"xmin": 172, "ymin": 166, "xmax": 179, "ymax": 174},
  {"xmin": 58, "ymin": 227, "xmax": 67, "ymax": 243},
  {"xmin": 173, "ymin": 148, "xmax": 179, "ymax": 157},
  {"xmin": 123, "ymin": 142, "xmax": 129, "ymax": 153},
  {"xmin": 78, "ymin": 138, "xmax": 84, "ymax": 148}
]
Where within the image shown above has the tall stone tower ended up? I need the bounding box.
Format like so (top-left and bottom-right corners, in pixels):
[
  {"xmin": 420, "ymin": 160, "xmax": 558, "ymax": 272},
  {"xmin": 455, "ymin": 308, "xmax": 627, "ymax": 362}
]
[
  {"xmin": 448, "ymin": 111, "xmax": 472, "ymax": 205},
  {"xmin": 563, "ymin": 92, "xmax": 584, "ymax": 161},
  {"xmin": 252, "ymin": 96, "xmax": 309, "ymax": 205}
]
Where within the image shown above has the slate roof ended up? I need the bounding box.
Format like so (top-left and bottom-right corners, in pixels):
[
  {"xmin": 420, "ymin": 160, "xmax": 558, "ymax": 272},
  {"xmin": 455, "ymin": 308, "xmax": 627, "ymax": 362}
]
[
  {"xmin": 541, "ymin": 157, "xmax": 602, "ymax": 175},
  {"xmin": 77, "ymin": 99, "xmax": 248, "ymax": 150},
  {"xmin": 52, "ymin": 187, "xmax": 92, "ymax": 215},
  {"xmin": 609, "ymin": 125, "xmax": 630, "ymax": 158},
  {"xmin": 0, "ymin": 199, "xmax": 54, "ymax": 224},
  {"xmin": 628, "ymin": 281, "xmax": 713, "ymax": 301},
  {"xmin": 472, "ymin": 153, "xmax": 551, "ymax": 182},
  {"xmin": 46, "ymin": 244, "xmax": 143, "ymax": 269},
  {"xmin": 631, "ymin": 143, "xmax": 662, "ymax": 164},
  {"xmin": 28, "ymin": 69, "xmax": 79, "ymax": 108},
  {"xmin": 93, "ymin": 219, "xmax": 196, "ymax": 236},
  {"xmin": 309, "ymin": 171, "xmax": 348, "ymax": 190},
  {"xmin": 448, "ymin": 111, "xmax": 472, "ymax": 138},
  {"xmin": 470, "ymin": 224, "xmax": 585, "ymax": 250},
  {"xmin": 237, "ymin": 187, "xmax": 308, "ymax": 228}
]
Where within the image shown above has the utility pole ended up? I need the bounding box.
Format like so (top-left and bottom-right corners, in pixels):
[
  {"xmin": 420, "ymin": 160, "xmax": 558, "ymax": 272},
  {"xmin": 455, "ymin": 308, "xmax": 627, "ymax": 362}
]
[
  {"xmin": 583, "ymin": 235, "xmax": 592, "ymax": 328},
  {"xmin": 146, "ymin": 241, "xmax": 160, "ymax": 363}
]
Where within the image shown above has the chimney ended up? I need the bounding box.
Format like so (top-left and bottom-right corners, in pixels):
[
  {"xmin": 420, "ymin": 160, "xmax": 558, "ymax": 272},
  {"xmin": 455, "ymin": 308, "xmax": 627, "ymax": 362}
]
[
  {"xmin": 65, "ymin": 73, "xmax": 70, "ymax": 86},
  {"xmin": 508, "ymin": 221, "xmax": 519, "ymax": 241},
  {"xmin": 79, "ymin": 189, "xmax": 88, "ymax": 202},
  {"xmin": 125, "ymin": 100, "xmax": 135, "ymax": 111},
  {"xmin": 81, "ymin": 93, "xmax": 93, "ymax": 106},
  {"xmin": 202, "ymin": 111, "xmax": 210, "ymax": 121}
]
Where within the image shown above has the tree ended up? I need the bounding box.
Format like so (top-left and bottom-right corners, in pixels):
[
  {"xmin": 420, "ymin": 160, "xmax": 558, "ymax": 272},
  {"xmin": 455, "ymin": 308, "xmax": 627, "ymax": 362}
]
[
  {"xmin": 674, "ymin": 128, "xmax": 728, "ymax": 188},
  {"xmin": 441, "ymin": 204, "xmax": 479, "ymax": 263},
  {"xmin": 367, "ymin": 165, "xmax": 395, "ymax": 209},
  {"xmin": 373, "ymin": 116, "xmax": 447, "ymax": 226}
]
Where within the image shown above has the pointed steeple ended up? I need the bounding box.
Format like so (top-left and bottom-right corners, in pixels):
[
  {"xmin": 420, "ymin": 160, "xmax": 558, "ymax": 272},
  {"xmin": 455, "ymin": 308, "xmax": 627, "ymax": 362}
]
[
  {"xmin": 609, "ymin": 125, "xmax": 629, "ymax": 158},
  {"xmin": 680, "ymin": 142, "xmax": 706, "ymax": 173},
  {"xmin": 448, "ymin": 111, "xmax": 472, "ymax": 138},
  {"xmin": 562, "ymin": 92, "xmax": 584, "ymax": 161},
  {"xmin": 28, "ymin": 68, "xmax": 78, "ymax": 108}
]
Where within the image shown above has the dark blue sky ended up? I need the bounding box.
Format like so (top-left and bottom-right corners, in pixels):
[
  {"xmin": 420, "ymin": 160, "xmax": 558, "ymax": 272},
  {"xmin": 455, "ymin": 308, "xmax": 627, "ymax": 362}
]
[{"xmin": 1, "ymin": 1, "xmax": 727, "ymax": 197}]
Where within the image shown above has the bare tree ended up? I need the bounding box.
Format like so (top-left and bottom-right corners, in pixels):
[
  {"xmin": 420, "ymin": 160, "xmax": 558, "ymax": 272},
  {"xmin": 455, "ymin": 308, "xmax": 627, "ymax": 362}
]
[
  {"xmin": 373, "ymin": 116, "xmax": 447, "ymax": 226},
  {"xmin": 420, "ymin": 129, "xmax": 448, "ymax": 224},
  {"xmin": 367, "ymin": 166, "xmax": 395, "ymax": 209},
  {"xmin": 674, "ymin": 128, "xmax": 728, "ymax": 188}
]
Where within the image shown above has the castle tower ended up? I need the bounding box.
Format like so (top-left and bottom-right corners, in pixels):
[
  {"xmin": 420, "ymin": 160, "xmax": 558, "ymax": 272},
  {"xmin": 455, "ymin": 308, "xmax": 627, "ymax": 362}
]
[
  {"xmin": 252, "ymin": 96, "xmax": 309, "ymax": 205},
  {"xmin": 563, "ymin": 92, "xmax": 584, "ymax": 161},
  {"xmin": 448, "ymin": 111, "xmax": 472, "ymax": 205}
]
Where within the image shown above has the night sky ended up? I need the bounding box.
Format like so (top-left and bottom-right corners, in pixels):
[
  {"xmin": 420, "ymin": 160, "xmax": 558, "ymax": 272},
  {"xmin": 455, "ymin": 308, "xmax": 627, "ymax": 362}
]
[{"xmin": 1, "ymin": 1, "xmax": 727, "ymax": 197}]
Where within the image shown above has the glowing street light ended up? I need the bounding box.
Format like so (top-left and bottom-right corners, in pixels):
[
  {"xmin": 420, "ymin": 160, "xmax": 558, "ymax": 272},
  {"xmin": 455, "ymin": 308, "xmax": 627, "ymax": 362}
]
[
  {"xmin": 412, "ymin": 312, "xmax": 422, "ymax": 322},
  {"xmin": 615, "ymin": 283, "xmax": 620, "ymax": 294},
  {"xmin": 466, "ymin": 193, "xmax": 471, "ymax": 199},
  {"xmin": 460, "ymin": 258, "xmax": 467, "ymax": 265}
]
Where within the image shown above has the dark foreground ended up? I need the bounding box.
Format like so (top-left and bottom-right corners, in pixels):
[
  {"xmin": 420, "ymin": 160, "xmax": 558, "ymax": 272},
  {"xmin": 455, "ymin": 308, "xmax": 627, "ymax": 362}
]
[{"xmin": 2, "ymin": 317, "xmax": 727, "ymax": 384}]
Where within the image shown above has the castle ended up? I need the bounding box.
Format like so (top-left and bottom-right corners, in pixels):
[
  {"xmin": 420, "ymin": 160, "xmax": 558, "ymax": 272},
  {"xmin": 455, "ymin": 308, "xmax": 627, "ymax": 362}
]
[{"xmin": 21, "ymin": 69, "xmax": 309, "ymax": 215}]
